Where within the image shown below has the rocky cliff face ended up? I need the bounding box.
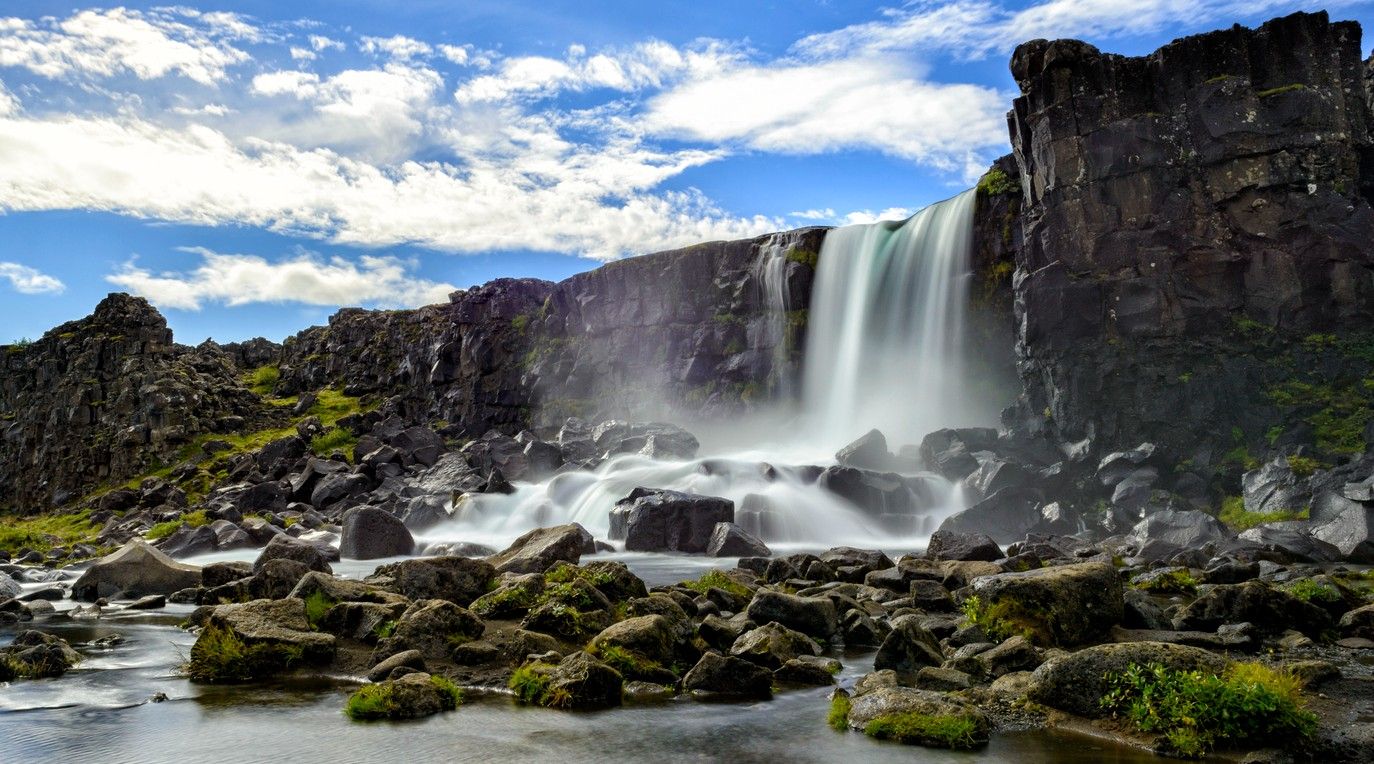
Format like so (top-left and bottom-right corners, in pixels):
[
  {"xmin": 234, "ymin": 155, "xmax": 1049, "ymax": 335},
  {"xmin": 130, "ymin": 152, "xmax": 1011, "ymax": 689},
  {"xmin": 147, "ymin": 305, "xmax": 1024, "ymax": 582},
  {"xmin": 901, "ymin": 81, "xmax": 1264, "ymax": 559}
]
[
  {"xmin": 0, "ymin": 294, "xmax": 268, "ymax": 511},
  {"xmin": 1006, "ymin": 11, "xmax": 1374, "ymax": 473}
]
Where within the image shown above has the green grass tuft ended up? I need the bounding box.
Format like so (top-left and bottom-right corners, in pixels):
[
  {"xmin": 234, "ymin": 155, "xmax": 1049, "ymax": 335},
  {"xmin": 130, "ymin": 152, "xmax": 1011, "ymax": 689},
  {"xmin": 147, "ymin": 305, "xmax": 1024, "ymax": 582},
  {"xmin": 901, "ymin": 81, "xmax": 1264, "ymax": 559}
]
[
  {"xmin": 303, "ymin": 591, "xmax": 336, "ymax": 630},
  {"xmin": 187, "ymin": 622, "xmax": 304, "ymax": 683},
  {"xmin": 1133, "ymin": 569, "xmax": 1199, "ymax": 595},
  {"xmin": 1218, "ymin": 496, "xmax": 1309, "ymax": 531},
  {"xmin": 310, "ymin": 428, "xmax": 357, "ymax": 456},
  {"xmin": 681, "ymin": 570, "xmax": 751, "ymax": 600},
  {"xmin": 1101, "ymin": 661, "xmax": 1316, "ymax": 758},
  {"xmin": 1283, "ymin": 579, "xmax": 1341, "ymax": 604},
  {"xmin": 508, "ymin": 662, "xmax": 556, "ymax": 706},
  {"xmin": 828, "ymin": 693, "xmax": 851, "ymax": 732},
  {"xmin": 245, "ymin": 365, "xmax": 280, "ymax": 396},
  {"xmin": 145, "ymin": 510, "xmax": 210, "ymax": 541}
]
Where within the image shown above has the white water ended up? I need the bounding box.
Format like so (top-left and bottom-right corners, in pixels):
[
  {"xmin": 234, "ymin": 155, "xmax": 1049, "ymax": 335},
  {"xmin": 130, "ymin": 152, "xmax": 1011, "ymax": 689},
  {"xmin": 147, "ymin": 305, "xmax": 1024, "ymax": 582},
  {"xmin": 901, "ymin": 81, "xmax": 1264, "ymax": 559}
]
[
  {"xmin": 753, "ymin": 232, "xmax": 797, "ymax": 400},
  {"xmin": 425, "ymin": 191, "xmax": 983, "ymax": 552}
]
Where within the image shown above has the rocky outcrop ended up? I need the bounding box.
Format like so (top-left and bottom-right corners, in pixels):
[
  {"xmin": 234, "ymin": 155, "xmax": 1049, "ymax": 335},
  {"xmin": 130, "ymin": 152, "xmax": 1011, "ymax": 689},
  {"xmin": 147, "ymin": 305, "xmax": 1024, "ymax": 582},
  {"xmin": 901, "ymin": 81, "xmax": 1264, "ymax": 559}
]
[{"xmin": 1007, "ymin": 11, "xmax": 1374, "ymax": 470}]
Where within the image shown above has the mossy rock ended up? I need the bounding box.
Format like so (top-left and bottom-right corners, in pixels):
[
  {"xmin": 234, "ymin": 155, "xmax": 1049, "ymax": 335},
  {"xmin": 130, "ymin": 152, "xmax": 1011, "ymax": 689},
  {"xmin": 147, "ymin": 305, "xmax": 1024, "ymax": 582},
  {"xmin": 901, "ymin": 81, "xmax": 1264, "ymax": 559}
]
[
  {"xmin": 1028, "ymin": 641, "xmax": 1227, "ymax": 717},
  {"xmin": 845, "ymin": 686, "xmax": 990, "ymax": 749},
  {"xmin": 345, "ymin": 672, "xmax": 462, "ymax": 721},
  {"xmin": 968, "ymin": 561, "xmax": 1123, "ymax": 647}
]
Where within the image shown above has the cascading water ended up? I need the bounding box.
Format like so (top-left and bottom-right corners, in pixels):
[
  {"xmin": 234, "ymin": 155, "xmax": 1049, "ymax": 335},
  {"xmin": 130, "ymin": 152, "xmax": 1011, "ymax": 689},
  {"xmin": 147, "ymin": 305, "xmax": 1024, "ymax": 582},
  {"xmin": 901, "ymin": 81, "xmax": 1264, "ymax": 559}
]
[
  {"xmin": 802, "ymin": 189, "xmax": 978, "ymax": 446},
  {"xmin": 423, "ymin": 190, "xmax": 985, "ymax": 553},
  {"xmin": 753, "ymin": 232, "xmax": 797, "ymax": 400}
]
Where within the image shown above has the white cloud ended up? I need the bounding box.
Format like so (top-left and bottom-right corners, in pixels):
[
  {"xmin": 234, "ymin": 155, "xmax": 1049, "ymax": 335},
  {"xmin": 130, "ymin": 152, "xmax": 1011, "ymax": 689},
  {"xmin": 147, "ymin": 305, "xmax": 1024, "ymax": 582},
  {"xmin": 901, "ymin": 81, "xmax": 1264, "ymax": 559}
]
[
  {"xmin": 0, "ymin": 261, "xmax": 64, "ymax": 294},
  {"xmin": 289, "ymin": 46, "xmax": 315, "ymax": 61},
  {"xmin": 172, "ymin": 102, "xmax": 232, "ymax": 117},
  {"xmin": 642, "ymin": 56, "xmax": 1007, "ymax": 176},
  {"xmin": 841, "ymin": 207, "xmax": 913, "ymax": 225},
  {"xmin": 107, "ymin": 249, "xmax": 455, "ymax": 310},
  {"xmin": 0, "ymin": 80, "xmax": 15, "ymax": 115},
  {"xmin": 0, "ymin": 8, "xmax": 252, "ymax": 84},
  {"xmin": 308, "ymin": 34, "xmax": 344, "ymax": 52},
  {"xmin": 790, "ymin": 208, "xmax": 835, "ymax": 221},
  {"xmin": 360, "ymin": 34, "xmax": 432, "ymax": 60},
  {"xmin": 251, "ymin": 70, "xmax": 321, "ymax": 98},
  {"xmin": 0, "ymin": 113, "xmax": 775, "ymax": 259},
  {"xmin": 437, "ymin": 44, "xmax": 470, "ymax": 65}
]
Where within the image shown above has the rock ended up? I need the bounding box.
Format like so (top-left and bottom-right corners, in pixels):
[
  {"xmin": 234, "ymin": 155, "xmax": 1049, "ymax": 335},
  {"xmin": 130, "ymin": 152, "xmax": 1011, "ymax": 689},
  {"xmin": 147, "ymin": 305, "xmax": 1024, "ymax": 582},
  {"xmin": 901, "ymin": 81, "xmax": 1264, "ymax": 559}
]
[
  {"xmin": 588, "ymin": 615, "xmax": 677, "ymax": 667},
  {"xmin": 486, "ymin": 524, "xmax": 593, "ymax": 574},
  {"xmin": 836, "ymin": 429, "xmax": 892, "ymax": 471},
  {"xmin": 937, "ymin": 487, "xmax": 1042, "ymax": 545},
  {"xmin": 0, "ymin": 630, "xmax": 82, "ymax": 679},
  {"xmin": 919, "ymin": 428, "xmax": 998, "ymax": 480},
  {"xmin": 745, "ymin": 590, "xmax": 837, "ymax": 641},
  {"xmin": 366, "ymin": 649, "xmax": 426, "ymax": 682},
  {"xmin": 844, "ymin": 687, "xmax": 990, "ymax": 748},
  {"xmin": 1238, "ymin": 523, "xmax": 1342, "ymax": 563},
  {"xmin": 1312, "ymin": 505, "xmax": 1374, "ymax": 562},
  {"xmin": 367, "ymin": 557, "xmax": 494, "ymax": 607},
  {"xmin": 190, "ymin": 598, "xmax": 336, "ymax": 682},
  {"xmin": 71, "ymin": 540, "xmax": 202, "ymax": 602},
  {"xmin": 682, "ymin": 651, "xmax": 772, "ymax": 700},
  {"xmin": 339, "ymin": 507, "xmax": 415, "ymax": 560},
  {"xmin": 1174, "ymin": 580, "xmax": 1333, "ymax": 637},
  {"xmin": 1129, "ymin": 509, "xmax": 1232, "ymax": 562},
  {"xmin": 926, "ymin": 530, "xmax": 1003, "ymax": 562},
  {"xmin": 817, "ymin": 466, "xmax": 922, "ymax": 529},
  {"xmin": 1243, "ymin": 458, "xmax": 1311, "ymax": 515},
  {"xmin": 608, "ymin": 488, "xmax": 734, "ymax": 553},
  {"xmin": 874, "ymin": 615, "xmax": 945, "ymax": 677},
  {"xmin": 915, "ymin": 666, "xmax": 973, "ymax": 691},
  {"xmin": 774, "ymin": 656, "xmax": 838, "ymax": 686},
  {"xmin": 253, "ymin": 535, "xmax": 333, "ymax": 574},
  {"xmin": 126, "ymin": 594, "xmax": 167, "ymax": 610},
  {"xmin": 704, "ymin": 522, "xmax": 771, "ymax": 557},
  {"xmin": 730, "ymin": 621, "xmax": 822, "ymax": 669},
  {"xmin": 373, "ymin": 600, "xmax": 485, "ymax": 662},
  {"xmin": 0, "ymin": 573, "xmax": 21, "ymax": 599},
  {"xmin": 968, "ymin": 561, "xmax": 1123, "ymax": 647},
  {"xmin": 977, "ymin": 635, "xmax": 1043, "ymax": 678},
  {"xmin": 347, "ymin": 672, "xmax": 459, "ymax": 720},
  {"xmin": 1339, "ymin": 603, "xmax": 1374, "ymax": 639},
  {"xmin": 391, "ymin": 426, "xmax": 445, "ymax": 467},
  {"xmin": 309, "ymin": 472, "xmax": 371, "ymax": 508},
  {"xmin": 157, "ymin": 524, "xmax": 219, "ymax": 559},
  {"xmin": 543, "ymin": 651, "xmax": 624, "ymax": 709},
  {"xmin": 1029, "ymin": 642, "xmax": 1227, "ymax": 717}
]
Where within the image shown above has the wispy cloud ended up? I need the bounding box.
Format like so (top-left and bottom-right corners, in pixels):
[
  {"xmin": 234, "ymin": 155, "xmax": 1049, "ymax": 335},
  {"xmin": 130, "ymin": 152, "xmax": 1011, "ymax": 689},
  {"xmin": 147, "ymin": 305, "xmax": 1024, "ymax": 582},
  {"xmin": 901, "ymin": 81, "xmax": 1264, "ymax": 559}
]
[
  {"xmin": 107, "ymin": 248, "xmax": 454, "ymax": 310},
  {"xmin": 0, "ymin": 261, "xmax": 64, "ymax": 294}
]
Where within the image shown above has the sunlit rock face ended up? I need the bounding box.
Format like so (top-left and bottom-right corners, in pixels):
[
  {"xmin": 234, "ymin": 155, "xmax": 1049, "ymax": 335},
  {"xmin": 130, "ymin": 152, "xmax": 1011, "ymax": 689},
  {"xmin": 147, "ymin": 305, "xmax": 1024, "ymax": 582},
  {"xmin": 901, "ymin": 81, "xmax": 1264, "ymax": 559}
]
[{"xmin": 1006, "ymin": 11, "xmax": 1374, "ymax": 465}]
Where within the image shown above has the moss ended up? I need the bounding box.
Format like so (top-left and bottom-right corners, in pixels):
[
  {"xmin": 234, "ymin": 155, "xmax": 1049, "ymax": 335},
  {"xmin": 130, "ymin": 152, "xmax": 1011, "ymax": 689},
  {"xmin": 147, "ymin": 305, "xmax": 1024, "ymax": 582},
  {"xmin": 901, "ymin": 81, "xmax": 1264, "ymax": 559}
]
[
  {"xmin": 960, "ymin": 595, "xmax": 1035, "ymax": 643},
  {"xmin": 1283, "ymin": 579, "xmax": 1342, "ymax": 604},
  {"xmin": 784, "ymin": 247, "xmax": 819, "ymax": 269},
  {"xmin": 976, "ymin": 167, "xmax": 1016, "ymax": 196},
  {"xmin": 828, "ymin": 692, "xmax": 852, "ymax": 732},
  {"xmin": 1101, "ymin": 661, "xmax": 1316, "ymax": 758},
  {"xmin": 145, "ymin": 509, "xmax": 210, "ymax": 541},
  {"xmin": 1267, "ymin": 378, "xmax": 1374, "ymax": 456},
  {"xmin": 863, "ymin": 712, "xmax": 984, "ymax": 749},
  {"xmin": 187, "ymin": 622, "xmax": 304, "ymax": 683},
  {"xmin": 1133, "ymin": 569, "xmax": 1198, "ymax": 595},
  {"xmin": 1285, "ymin": 455, "xmax": 1321, "ymax": 478},
  {"xmin": 344, "ymin": 675, "xmax": 463, "ymax": 720},
  {"xmin": 372, "ymin": 620, "xmax": 398, "ymax": 640},
  {"xmin": 303, "ymin": 591, "xmax": 337, "ymax": 630},
  {"xmin": 508, "ymin": 662, "xmax": 557, "ymax": 705},
  {"xmin": 311, "ymin": 428, "xmax": 357, "ymax": 456},
  {"xmin": 1256, "ymin": 83, "xmax": 1306, "ymax": 98},
  {"xmin": 0, "ymin": 509, "xmax": 99, "ymax": 555},
  {"xmin": 1218, "ymin": 496, "xmax": 1309, "ymax": 531},
  {"xmin": 587, "ymin": 643, "xmax": 662, "ymax": 679},
  {"xmin": 511, "ymin": 313, "xmax": 531, "ymax": 335},
  {"xmin": 681, "ymin": 570, "xmax": 751, "ymax": 600}
]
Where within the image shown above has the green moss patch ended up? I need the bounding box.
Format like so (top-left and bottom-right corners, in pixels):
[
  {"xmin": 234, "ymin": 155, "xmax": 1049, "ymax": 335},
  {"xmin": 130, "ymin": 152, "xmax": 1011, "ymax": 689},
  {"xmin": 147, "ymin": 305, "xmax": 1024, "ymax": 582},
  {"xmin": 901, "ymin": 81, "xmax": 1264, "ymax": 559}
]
[
  {"xmin": 344, "ymin": 675, "xmax": 463, "ymax": 720},
  {"xmin": 960, "ymin": 595, "xmax": 1034, "ymax": 643},
  {"xmin": 145, "ymin": 510, "xmax": 210, "ymax": 541},
  {"xmin": 863, "ymin": 712, "xmax": 984, "ymax": 749},
  {"xmin": 680, "ymin": 570, "xmax": 751, "ymax": 601},
  {"xmin": 509, "ymin": 662, "xmax": 558, "ymax": 706},
  {"xmin": 976, "ymin": 167, "xmax": 1017, "ymax": 196},
  {"xmin": 0, "ymin": 509, "xmax": 99, "ymax": 555},
  {"xmin": 187, "ymin": 623, "xmax": 305, "ymax": 683},
  {"xmin": 1218, "ymin": 496, "xmax": 1309, "ymax": 531},
  {"xmin": 245, "ymin": 365, "xmax": 281, "ymax": 396},
  {"xmin": 1133, "ymin": 569, "xmax": 1199, "ymax": 596},
  {"xmin": 828, "ymin": 692, "xmax": 851, "ymax": 732}
]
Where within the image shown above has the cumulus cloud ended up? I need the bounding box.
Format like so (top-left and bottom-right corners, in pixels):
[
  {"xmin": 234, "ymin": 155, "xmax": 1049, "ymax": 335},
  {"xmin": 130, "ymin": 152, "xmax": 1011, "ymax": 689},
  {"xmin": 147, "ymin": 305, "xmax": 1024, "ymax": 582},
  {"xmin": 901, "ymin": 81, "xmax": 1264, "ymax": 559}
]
[
  {"xmin": 0, "ymin": 261, "xmax": 64, "ymax": 294},
  {"xmin": 308, "ymin": 34, "xmax": 344, "ymax": 52},
  {"xmin": 0, "ymin": 7, "xmax": 253, "ymax": 84},
  {"xmin": 360, "ymin": 34, "xmax": 432, "ymax": 60},
  {"xmin": 107, "ymin": 248, "xmax": 454, "ymax": 310}
]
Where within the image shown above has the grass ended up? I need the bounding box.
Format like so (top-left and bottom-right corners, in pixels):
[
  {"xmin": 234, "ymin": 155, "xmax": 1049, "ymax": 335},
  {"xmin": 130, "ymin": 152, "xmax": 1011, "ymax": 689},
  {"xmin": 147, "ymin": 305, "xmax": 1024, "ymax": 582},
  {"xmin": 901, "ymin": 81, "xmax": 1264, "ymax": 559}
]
[
  {"xmin": 1283, "ymin": 579, "xmax": 1342, "ymax": 604},
  {"xmin": 310, "ymin": 428, "xmax": 358, "ymax": 456},
  {"xmin": 1256, "ymin": 83, "xmax": 1307, "ymax": 98},
  {"xmin": 1267, "ymin": 378, "xmax": 1374, "ymax": 456},
  {"xmin": 187, "ymin": 622, "xmax": 304, "ymax": 683},
  {"xmin": 1133, "ymin": 569, "xmax": 1199, "ymax": 596},
  {"xmin": 0, "ymin": 509, "xmax": 99, "ymax": 555},
  {"xmin": 1286, "ymin": 455, "xmax": 1321, "ymax": 478},
  {"xmin": 303, "ymin": 591, "xmax": 337, "ymax": 630},
  {"xmin": 863, "ymin": 712, "xmax": 984, "ymax": 749},
  {"xmin": 587, "ymin": 644, "xmax": 661, "ymax": 679},
  {"xmin": 145, "ymin": 510, "xmax": 210, "ymax": 541},
  {"xmin": 245, "ymin": 365, "xmax": 280, "ymax": 396},
  {"xmin": 1100, "ymin": 662, "xmax": 1316, "ymax": 758},
  {"xmin": 828, "ymin": 693, "xmax": 851, "ymax": 731},
  {"xmin": 372, "ymin": 620, "xmax": 398, "ymax": 640},
  {"xmin": 681, "ymin": 570, "xmax": 751, "ymax": 600},
  {"xmin": 1218, "ymin": 496, "xmax": 1309, "ymax": 531},
  {"xmin": 509, "ymin": 662, "xmax": 557, "ymax": 706},
  {"xmin": 344, "ymin": 675, "xmax": 463, "ymax": 720}
]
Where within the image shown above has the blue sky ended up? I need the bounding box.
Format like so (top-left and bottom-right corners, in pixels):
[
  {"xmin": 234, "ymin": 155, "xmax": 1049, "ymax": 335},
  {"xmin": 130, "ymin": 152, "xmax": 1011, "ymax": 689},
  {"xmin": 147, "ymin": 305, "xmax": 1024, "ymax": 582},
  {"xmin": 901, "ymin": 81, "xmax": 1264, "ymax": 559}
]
[{"xmin": 1, "ymin": 1, "xmax": 1371, "ymax": 343}]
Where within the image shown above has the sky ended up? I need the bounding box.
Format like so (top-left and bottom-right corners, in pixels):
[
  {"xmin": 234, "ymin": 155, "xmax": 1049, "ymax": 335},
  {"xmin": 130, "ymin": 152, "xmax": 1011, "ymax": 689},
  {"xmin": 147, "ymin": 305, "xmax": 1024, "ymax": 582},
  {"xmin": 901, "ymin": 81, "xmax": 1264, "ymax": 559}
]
[{"xmin": 1, "ymin": 1, "xmax": 1371, "ymax": 344}]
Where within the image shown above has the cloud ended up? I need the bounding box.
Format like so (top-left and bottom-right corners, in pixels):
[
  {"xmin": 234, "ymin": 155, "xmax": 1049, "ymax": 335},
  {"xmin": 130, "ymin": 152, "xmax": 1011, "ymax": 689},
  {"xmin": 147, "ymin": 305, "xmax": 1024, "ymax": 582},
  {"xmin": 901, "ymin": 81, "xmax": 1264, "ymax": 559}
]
[
  {"xmin": 438, "ymin": 44, "xmax": 470, "ymax": 65},
  {"xmin": 308, "ymin": 34, "xmax": 344, "ymax": 52},
  {"xmin": 360, "ymin": 34, "xmax": 432, "ymax": 60},
  {"xmin": 0, "ymin": 112, "xmax": 774, "ymax": 259},
  {"xmin": 0, "ymin": 261, "xmax": 64, "ymax": 294},
  {"xmin": 0, "ymin": 7, "xmax": 253, "ymax": 84},
  {"xmin": 107, "ymin": 248, "xmax": 455, "ymax": 310},
  {"xmin": 289, "ymin": 46, "xmax": 315, "ymax": 61}
]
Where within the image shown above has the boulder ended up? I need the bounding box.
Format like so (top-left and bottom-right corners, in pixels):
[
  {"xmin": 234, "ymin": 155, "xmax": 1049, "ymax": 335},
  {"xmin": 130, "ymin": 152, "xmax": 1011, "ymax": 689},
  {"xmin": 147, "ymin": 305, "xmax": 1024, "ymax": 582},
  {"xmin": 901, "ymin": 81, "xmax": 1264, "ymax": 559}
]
[
  {"xmin": 1174, "ymin": 580, "xmax": 1333, "ymax": 637},
  {"xmin": 1129, "ymin": 509, "xmax": 1232, "ymax": 562},
  {"xmin": 366, "ymin": 649, "xmax": 426, "ymax": 682},
  {"xmin": 71, "ymin": 540, "xmax": 202, "ymax": 602},
  {"xmin": 1237, "ymin": 523, "xmax": 1341, "ymax": 563},
  {"xmin": 190, "ymin": 598, "xmax": 336, "ymax": 682},
  {"xmin": 253, "ymin": 535, "xmax": 333, "ymax": 574},
  {"xmin": 682, "ymin": 651, "xmax": 772, "ymax": 700},
  {"xmin": 968, "ymin": 561, "xmax": 1123, "ymax": 647},
  {"xmin": 339, "ymin": 507, "xmax": 415, "ymax": 560},
  {"xmin": 373, "ymin": 600, "xmax": 485, "ymax": 662},
  {"xmin": 1312, "ymin": 505, "xmax": 1374, "ymax": 562},
  {"xmin": 486, "ymin": 524, "xmax": 593, "ymax": 574},
  {"xmin": 588, "ymin": 615, "xmax": 677, "ymax": 667},
  {"xmin": 745, "ymin": 590, "xmax": 837, "ymax": 641},
  {"xmin": 608, "ymin": 488, "xmax": 734, "ymax": 553},
  {"xmin": 836, "ymin": 429, "xmax": 892, "ymax": 471},
  {"xmin": 1242, "ymin": 458, "xmax": 1311, "ymax": 515},
  {"xmin": 1340, "ymin": 603, "xmax": 1374, "ymax": 639},
  {"xmin": 544, "ymin": 651, "xmax": 624, "ymax": 709},
  {"xmin": 874, "ymin": 615, "xmax": 945, "ymax": 677},
  {"xmin": 0, "ymin": 630, "xmax": 82, "ymax": 679},
  {"xmin": 844, "ymin": 686, "xmax": 991, "ymax": 748},
  {"xmin": 730, "ymin": 621, "xmax": 822, "ymax": 669},
  {"xmin": 925, "ymin": 530, "xmax": 1003, "ymax": 562},
  {"xmin": 704, "ymin": 522, "xmax": 771, "ymax": 557},
  {"xmin": 367, "ymin": 557, "xmax": 495, "ymax": 607},
  {"xmin": 919, "ymin": 428, "xmax": 998, "ymax": 480},
  {"xmin": 309, "ymin": 472, "xmax": 371, "ymax": 508},
  {"xmin": 936, "ymin": 487, "xmax": 1042, "ymax": 545},
  {"xmin": 1029, "ymin": 641, "xmax": 1227, "ymax": 717},
  {"xmin": 347, "ymin": 672, "xmax": 459, "ymax": 720}
]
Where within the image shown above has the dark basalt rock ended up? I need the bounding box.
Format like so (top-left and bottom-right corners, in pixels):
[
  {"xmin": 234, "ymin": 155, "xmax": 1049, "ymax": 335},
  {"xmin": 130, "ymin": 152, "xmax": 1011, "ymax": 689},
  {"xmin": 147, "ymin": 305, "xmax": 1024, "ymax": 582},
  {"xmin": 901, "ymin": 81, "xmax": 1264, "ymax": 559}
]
[
  {"xmin": 704, "ymin": 522, "xmax": 771, "ymax": 558},
  {"xmin": 925, "ymin": 530, "xmax": 1003, "ymax": 562},
  {"xmin": 608, "ymin": 488, "xmax": 734, "ymax": 553},
  {"xmin": 682, "ymin": 651, "xmax": 773, "ymax": 700},
  {"xmin": 339, "ymin": 507, "xmax": 414, "ymax": 560}
]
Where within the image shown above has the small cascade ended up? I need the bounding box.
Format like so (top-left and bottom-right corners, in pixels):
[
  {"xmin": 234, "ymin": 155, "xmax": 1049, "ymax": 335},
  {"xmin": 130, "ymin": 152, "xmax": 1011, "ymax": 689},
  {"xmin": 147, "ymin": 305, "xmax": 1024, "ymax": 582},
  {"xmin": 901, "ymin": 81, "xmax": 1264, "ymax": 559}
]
[
  {"xmin": 801, "ymin": 189, "xmax": 979, "ymax": 447},
  {"xmin": 424, "ymin": 190, "xmax": 987, "ymax": 552}
]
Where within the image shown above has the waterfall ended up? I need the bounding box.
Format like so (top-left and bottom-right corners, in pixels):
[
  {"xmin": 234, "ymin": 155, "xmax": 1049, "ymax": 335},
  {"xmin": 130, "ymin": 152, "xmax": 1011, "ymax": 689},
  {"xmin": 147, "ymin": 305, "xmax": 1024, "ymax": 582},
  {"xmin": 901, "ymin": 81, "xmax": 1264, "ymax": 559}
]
[
  {"xmin": 422, "ymin": 190, "xmax": 983, "ymax": 552},
  {"xmin": 802, "ymin": 189, "xmax": 979, "ymax": 447}
]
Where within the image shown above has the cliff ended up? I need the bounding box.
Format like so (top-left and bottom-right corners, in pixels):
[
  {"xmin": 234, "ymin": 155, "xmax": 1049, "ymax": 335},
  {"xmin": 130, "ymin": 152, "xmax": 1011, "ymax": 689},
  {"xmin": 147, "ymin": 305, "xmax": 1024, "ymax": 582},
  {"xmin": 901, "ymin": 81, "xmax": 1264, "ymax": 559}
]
[{"xmin": 1005, "ymin": 11, "xmax": 1374, "ymax": 474}]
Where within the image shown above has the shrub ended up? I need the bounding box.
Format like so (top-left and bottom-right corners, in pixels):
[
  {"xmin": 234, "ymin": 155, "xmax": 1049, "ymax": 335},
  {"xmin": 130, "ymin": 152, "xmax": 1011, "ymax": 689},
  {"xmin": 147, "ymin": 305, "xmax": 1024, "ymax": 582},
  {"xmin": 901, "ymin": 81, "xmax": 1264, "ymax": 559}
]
[
  {"xmin": 828, "ymin": 692, "xmax": 851, "ymax": 732},
  {"xmin": 1100, "ymin": 662, "xmax": 1316, "ymax": 758},
  {"xmin": 863, "ymin": 712, "xmax": 983, "ymax": 749},
  {"xmin": 976, "ymin": 168, "xmax": 1017, "ymax": 196}
]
